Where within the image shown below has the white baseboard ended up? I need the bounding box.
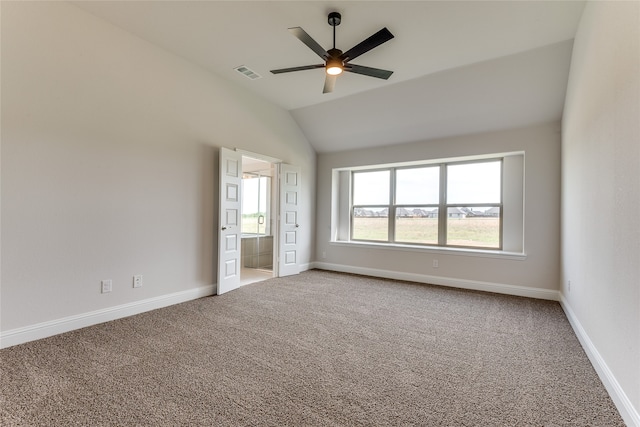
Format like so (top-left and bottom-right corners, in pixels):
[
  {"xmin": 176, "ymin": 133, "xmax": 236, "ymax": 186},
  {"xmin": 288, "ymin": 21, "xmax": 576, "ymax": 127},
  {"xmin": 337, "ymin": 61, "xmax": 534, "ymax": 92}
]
[
  {"xmin": 2, "ymin": 263, "xmax": 311, "ymax": 349},
  {"xmin": 310, "ymin": 262, "xmax": 559, "ymax": 301},
  {"xmin": 560, "ymin": 296, "xmax": 640, "ymax": 427},
  {"xmin": 0, "ymin": 285, "xmax": 215, "ymax": 349}
]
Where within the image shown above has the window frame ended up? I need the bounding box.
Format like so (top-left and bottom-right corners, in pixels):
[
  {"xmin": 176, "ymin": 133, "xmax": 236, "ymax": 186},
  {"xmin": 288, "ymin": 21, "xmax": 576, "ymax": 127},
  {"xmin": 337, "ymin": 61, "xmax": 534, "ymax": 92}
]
[
  {"xmin": 349, "ymin": 158, "xmax": 504, "ymax": 250},
  {"xmin": 350, "ymin": 167, "xmax": 393, "ymax": 242}
]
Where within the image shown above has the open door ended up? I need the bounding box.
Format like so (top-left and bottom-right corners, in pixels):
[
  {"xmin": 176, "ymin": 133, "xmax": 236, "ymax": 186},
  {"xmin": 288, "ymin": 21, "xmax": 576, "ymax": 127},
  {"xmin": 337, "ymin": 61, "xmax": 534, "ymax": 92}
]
[
  {"xmin": 279, "ymin": 164, "xmax": 301, "ymax": 276},
  {"xmin": 217, "ymin": 148, "xmax": 242, "ymax": 294}
]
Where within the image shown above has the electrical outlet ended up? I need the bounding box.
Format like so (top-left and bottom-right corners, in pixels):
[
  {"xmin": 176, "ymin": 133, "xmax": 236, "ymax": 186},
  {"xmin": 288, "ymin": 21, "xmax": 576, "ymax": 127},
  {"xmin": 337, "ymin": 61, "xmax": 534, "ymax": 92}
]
[
  {"xmin": 133, "ymin": 275, "xmax": 143, "ymax": 288},
  {"xmin": 101, "ymin": 280, "xmax": 112, "ymax": 294},
  {"xmin": 433, "ymin": 259, "xmax": 439, "ymax": 268},
  {"xmin": 568, "ymin": 280, "xmax": 571, "ymax": 292}
]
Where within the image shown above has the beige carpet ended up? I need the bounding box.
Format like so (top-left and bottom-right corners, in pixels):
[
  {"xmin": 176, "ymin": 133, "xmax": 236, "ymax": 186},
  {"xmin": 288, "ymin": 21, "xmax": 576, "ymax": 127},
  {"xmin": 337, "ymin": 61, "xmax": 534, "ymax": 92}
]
[{"xmin": 0, "ymin": 270, "xmax": 624, "ymax": 426}]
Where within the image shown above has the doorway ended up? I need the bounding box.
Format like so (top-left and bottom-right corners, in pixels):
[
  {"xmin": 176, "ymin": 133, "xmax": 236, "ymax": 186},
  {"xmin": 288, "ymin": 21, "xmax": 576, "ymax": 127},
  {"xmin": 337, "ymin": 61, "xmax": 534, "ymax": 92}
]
[
  {"xmin": 240, "ymin": 156, "xmax": 276, "ymax": 286},
  {"xmin": 218, "ymin": 148, "xmax": 301, "ymax": 295}
]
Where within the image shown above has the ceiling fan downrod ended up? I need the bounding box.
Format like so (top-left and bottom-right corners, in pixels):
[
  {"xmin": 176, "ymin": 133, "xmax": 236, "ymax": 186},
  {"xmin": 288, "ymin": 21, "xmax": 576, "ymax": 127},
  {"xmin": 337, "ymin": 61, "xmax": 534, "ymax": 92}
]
[
  {"xmin": 328, "ymin": 12, "xmax": 341, "ymax": 51},
  {"xmin": 326, "ymin": 12, "xmax": 344, "ymax": 75}
]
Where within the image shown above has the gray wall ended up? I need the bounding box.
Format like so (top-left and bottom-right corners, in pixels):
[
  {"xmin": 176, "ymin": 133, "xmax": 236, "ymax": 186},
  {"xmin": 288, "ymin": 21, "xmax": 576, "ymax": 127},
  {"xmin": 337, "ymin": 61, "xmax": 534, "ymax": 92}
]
[
  {"xmin": 561, "ymin": 1, "xmax": 640, "ymax": 424},
  {"xmin": 315, "ymin": 122, "xmax": 561, "ymax": 297},
  {"xmin": 1, "ymin": 2, "xmax": 315, "ymax": 335}
]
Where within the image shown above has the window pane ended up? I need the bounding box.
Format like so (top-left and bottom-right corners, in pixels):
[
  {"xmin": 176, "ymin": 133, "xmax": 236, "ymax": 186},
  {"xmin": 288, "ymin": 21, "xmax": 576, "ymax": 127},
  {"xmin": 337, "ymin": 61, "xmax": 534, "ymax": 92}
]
[
  {"xmin": 447, "ymin": 161, "xmax": 501, "ymax": 204},
  {"xmin": 242, "ymin": 176, "xmax": 270, "ymax": 235},
  {"xmin": 395, "ymin": 207, "xmax": 438, "ymax": 244},
  {"xmin": 396, "ymin": 167, "xmax": 439, "ymax": 204},
  {"xmin": 446, "ymin": 207, "xmax": 500, "ymax": 248},
  {"xmin": 353, "ymin": 207, "xmax": 388, "ymax": 241},
  {"xmin": 353, "ymin": 170, "xmax": 390, "ymax": 205}
]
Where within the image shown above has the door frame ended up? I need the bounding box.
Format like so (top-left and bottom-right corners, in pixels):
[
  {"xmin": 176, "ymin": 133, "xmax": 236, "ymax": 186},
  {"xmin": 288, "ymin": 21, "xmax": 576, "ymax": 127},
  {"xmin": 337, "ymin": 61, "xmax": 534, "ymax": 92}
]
[{"xmin": 218, "ymin": 148, "xmax": 301, "ymax": 293}]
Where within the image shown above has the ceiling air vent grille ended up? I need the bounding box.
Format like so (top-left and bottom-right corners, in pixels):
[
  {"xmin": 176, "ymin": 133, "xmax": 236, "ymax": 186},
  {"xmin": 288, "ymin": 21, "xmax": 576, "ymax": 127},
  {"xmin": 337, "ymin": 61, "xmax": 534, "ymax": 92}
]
[{"xmin": 234, "ymin": 65, "xmax": 262, "ymax": 80}]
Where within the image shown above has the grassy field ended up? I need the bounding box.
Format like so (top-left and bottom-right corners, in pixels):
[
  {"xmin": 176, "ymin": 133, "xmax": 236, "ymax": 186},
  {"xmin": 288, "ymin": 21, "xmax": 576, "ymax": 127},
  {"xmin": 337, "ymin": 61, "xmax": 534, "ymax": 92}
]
[
  {"xmin": 352, "ymin": 217, "xmax": 500, "ymax": 248},
  {"xmin": 242, "ymin": 214, "xmax": 266, "ymax": 235}
]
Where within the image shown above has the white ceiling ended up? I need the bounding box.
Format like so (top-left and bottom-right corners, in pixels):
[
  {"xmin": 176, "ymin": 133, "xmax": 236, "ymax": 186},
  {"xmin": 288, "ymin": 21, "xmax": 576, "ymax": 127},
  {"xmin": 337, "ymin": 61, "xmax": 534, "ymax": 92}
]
[{"xmin": 72, "ymin": 1, "xmax": 585, "ymax": 153}]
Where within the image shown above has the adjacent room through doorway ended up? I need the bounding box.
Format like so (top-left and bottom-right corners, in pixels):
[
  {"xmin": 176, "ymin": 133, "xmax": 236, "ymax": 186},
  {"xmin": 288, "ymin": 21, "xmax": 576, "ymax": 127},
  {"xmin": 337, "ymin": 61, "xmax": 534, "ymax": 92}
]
[{"xmin": 240, "ymin": 156, "xmax": 276, "ymax": 286}]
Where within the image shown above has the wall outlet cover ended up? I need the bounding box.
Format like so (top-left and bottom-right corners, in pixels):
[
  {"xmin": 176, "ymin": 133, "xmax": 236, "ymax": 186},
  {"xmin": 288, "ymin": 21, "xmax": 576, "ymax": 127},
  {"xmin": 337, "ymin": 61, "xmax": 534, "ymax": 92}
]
[
  {"xmin": 101, "ymin": 280, "xmax": 112, "ymax": 293},
  {"xmin": 133, "ymin": 275, "xmax": 143, "ymax": 288}
]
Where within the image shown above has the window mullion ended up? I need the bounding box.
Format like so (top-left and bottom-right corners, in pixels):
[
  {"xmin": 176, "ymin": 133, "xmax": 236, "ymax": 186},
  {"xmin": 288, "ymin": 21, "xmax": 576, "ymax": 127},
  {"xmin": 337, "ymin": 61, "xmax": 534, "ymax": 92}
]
[
  {"xmin": 499, "ymin": 159, "xmax": 504, "ymax": 249},
  {"xmin": 389, "ymin": 168, "xmax": 395, "ymax": 242},
  {"xmin": 438, "ymin": 164, "xmax": 447, "ymax": 246},
  {"xmin": 349, "ymin": 171, "xmax": 355, "ymax": 241}
]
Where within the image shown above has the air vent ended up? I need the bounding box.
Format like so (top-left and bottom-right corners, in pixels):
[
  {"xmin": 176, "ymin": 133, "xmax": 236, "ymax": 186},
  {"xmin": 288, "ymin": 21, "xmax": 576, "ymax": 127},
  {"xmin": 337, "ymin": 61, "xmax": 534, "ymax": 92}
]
[{"xmin": 234, "ymin": 65, "xmax": 262, "ymax": 80}]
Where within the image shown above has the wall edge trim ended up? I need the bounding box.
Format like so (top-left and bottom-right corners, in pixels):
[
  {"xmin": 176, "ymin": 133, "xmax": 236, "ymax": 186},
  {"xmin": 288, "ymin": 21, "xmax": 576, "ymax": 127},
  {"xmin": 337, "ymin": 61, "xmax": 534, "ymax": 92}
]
[
  {"xmin": 310, "ymin": 262, "xmax": 559, "ymax": 301},
  {"xmin": 0, "ymin": 285, "xmax": 215, "ymax": 349},
  {"xmin": 560, "ymin": 296, "xmax": 640, "ymax": 427}
]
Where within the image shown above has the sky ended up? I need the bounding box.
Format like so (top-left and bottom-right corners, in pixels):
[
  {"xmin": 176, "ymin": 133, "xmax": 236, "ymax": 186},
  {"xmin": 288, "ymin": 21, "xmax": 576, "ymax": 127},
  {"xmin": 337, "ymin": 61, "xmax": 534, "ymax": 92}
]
[
  {"xmin": 353, "ymin": 161, "xmax": 501, "ymax": 206},
  {"xmin": 242, "ymin": 176, "xmax": 269, "ymax": 214}
]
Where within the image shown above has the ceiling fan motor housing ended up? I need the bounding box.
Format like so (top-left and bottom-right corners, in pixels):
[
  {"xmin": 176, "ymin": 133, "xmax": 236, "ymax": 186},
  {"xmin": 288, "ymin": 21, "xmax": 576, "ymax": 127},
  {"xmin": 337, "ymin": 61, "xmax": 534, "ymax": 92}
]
[{"xmin": 327, "ymin": 48, "xmax": 343, "ymax": 59}]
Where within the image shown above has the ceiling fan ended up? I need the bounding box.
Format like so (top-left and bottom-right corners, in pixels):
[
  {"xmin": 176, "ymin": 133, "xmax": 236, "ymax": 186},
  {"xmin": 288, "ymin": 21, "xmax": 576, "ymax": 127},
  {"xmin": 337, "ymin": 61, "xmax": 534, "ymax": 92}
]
[{"xmin": 270, "ymin": 12, "xmax": 394, "ymax": 93}]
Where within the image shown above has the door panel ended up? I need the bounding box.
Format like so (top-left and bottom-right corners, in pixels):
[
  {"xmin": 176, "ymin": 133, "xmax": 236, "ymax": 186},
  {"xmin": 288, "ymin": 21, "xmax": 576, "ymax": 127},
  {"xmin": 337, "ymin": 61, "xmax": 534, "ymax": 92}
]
[
  {"xmin": 279, "ymin": 164, "xmax": 301, "ymax": 276},
  {"xmin": 217, "ymin": 148, "xmax": 242, "ymax": 294}
]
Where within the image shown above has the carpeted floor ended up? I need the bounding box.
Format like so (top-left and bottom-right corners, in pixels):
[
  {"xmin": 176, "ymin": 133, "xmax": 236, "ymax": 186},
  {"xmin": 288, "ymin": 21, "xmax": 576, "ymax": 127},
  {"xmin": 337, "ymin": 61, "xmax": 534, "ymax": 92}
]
[{"xmin": 0, "ymin": 270, "xmax": 624, "ymax": 426}]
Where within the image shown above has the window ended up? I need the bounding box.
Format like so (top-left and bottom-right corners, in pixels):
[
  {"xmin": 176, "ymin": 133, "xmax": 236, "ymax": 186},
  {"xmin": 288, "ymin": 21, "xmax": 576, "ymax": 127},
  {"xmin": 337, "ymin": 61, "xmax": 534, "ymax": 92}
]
[
  {"xmin": 444, "ymin": 161, "xmax": 502, "ymax": 248},
  {"xmin": 241, "ymin": 174, "xmax": 271, "ymax": 236},
  {"xmin": 352, "ymin": 170, "xmax": 390, "ymax": 241},
  {"xmin": 349, "ymin": 158, "xmax": 504, "ymax": 250},
  {"xmin": 395, "ymin": 166, "xmax": 440, "ymax": 245}
]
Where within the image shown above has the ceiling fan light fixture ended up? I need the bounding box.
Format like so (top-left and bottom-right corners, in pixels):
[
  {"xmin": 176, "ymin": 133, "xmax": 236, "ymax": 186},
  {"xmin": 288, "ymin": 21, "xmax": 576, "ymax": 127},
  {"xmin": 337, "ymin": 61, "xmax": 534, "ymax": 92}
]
[
  {"xmin": 326, "ymin": 65, "xmax": 343, "ymax": 75},
  {"xmin": 326, "ymin": 58, "xmax": 343, "ymax": 75}
]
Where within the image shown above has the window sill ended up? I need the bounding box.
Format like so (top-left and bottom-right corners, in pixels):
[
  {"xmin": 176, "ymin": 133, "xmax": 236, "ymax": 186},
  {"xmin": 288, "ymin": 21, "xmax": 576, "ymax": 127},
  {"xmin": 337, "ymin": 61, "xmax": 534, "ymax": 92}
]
[{"xmin": 329, "ymin": 240, "xmax": 527, "ymax": 260}]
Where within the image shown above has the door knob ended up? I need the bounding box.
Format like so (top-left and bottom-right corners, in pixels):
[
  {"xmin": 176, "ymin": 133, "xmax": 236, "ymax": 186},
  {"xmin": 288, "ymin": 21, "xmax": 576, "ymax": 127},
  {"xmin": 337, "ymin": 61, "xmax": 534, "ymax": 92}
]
[
  {"xmin": 295, "ymin": 224, "xmax": 300, "ymax": 228},
  {"xmin": 221, "ymin": 226, "xmax": 227, "ymax": 230}
]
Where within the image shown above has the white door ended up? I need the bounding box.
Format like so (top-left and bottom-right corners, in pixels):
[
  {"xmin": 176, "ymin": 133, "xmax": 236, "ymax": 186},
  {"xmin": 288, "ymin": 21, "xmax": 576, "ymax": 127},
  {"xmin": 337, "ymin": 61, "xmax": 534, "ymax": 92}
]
[
  {"xmin": 217, "ymin": 148, "xmax": 242, "ymax": 295},
  {"xmin": 279, "ymin": 164, "xmax": 301, "ymax": 276}
]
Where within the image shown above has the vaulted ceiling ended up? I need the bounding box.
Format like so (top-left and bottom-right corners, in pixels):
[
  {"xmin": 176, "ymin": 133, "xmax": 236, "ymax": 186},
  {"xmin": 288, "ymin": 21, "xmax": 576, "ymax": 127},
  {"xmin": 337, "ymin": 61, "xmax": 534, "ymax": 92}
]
[{"xmin": 72, "ymin": 1, "xmax": 585, "ymax": 153}]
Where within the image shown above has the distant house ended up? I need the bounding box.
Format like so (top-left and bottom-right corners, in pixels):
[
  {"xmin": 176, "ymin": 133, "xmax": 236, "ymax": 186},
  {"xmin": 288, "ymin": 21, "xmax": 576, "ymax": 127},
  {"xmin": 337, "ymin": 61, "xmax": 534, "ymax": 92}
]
[
  {"xmin": 353, "ymin": 208, "xmax": 371, "ymax": 217},
  {"xmin": 355, "ymin": 206, "xmax": 497, "ymax": 218},
  {"xmin": 424, "ymin": 208, "xmax": 466, "ymax": 218},
  {"xmin": 396, "ymin": 208, "xmax": 411, "ymax": 217},
  {"xmin": 448, "ymin": 207, "xmax": 467, "ymax": 218},
  {"xmin": 484, "ymin": 207, "xmax": 501, "ymax": 217},
  {"xmin": 353, "ymin": 208, "xmax": 389, "ymax": 218},
  {"xmin": 394, "ymin": 208, "xmax": 433, "ymax": 218}
]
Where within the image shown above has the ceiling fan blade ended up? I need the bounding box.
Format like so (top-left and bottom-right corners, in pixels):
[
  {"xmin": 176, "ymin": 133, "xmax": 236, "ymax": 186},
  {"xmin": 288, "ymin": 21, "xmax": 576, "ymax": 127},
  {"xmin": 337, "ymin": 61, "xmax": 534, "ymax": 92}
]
[
  {"xmin": 270, "ymin": 64, "xmax": 325, "ymax": 74},
  {"xmin": 344, "ymin": 64, "xmax": 394, "ymax": 80},
  {"xmin": 323, "ymin": 74, "xmax": 337, "ymax": 93},
  {"xmin": 289, "ymin": 27, "xmax": 329, "ymax": 60},
  {"xmin": 340, "ymin": 28, "xmax": 394, "ymax": 63}
]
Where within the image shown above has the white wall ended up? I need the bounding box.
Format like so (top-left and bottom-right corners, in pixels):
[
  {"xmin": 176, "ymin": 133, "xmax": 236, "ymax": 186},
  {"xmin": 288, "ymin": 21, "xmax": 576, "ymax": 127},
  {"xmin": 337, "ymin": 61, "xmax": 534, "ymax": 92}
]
[
  {"xmin": 561, "ymin": 1, "xmax": 640, "ymax": 424},
  {"xmin": 0, "ymin": 2, "xmax": 315, "ymax": 340},
  {"xmin": 315, "ymin": 122, "xmax": 561, "ymax": 298}
]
